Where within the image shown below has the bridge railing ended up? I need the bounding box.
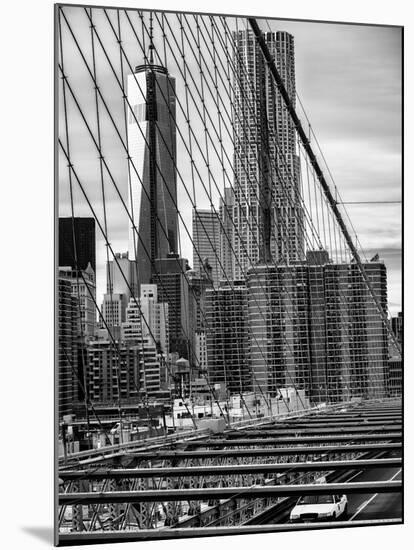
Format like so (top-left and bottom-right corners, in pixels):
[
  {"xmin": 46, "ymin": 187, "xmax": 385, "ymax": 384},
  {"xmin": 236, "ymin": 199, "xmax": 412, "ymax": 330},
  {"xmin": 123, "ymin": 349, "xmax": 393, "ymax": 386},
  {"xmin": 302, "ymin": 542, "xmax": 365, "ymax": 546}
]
[
  {"xmin": 59, "ymin": 426, "xmax": 211, "ymax": 465},
  {"xmin": 59, "ymin": 398, "xmax": 395, "ymax": 465}
]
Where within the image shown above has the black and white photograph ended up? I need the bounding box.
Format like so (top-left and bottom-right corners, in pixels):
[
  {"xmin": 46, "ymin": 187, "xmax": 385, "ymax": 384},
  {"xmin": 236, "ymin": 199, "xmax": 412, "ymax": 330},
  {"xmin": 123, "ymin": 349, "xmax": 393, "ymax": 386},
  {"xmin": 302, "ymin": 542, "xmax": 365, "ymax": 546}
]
[
  {"xmin": 3, "ymin": 1, "xmax": 408, "ymax": 548},
  {"xmin": 53, "ymin": 2, "xmax": 403, "ymax": 546}
]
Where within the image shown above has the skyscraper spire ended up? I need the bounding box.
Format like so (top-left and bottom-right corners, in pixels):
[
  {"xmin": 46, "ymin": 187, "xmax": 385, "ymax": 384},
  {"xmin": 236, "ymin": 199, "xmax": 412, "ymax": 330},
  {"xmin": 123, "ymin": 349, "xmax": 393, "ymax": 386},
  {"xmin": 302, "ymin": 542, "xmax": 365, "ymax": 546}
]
[{"xmin": 149, "ymin": 11, "xmax": 154, "ymax": 65}]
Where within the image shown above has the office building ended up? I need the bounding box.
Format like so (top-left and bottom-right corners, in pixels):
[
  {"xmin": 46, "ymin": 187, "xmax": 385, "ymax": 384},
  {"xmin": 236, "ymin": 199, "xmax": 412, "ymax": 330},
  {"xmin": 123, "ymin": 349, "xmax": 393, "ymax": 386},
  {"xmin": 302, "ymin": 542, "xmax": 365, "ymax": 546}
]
[
  {"xmin": 101, "ymin": 293, "xmax": 127, "ymax": 333},
  {"xmin": 140, "ymin": 284, "xmax": 169, "ymax": 354},
  {"xmin": 121, "ymin": 285, "xmax": 169, "ymax": 355},
  {"xmin": 192, "ymin": 209, "xmax": 221, "ymax": 286},
  {"xmin": 126, "ymin": 52, "xmax": 178, "ymax": 284},
  {"xmin": 59, "ymin": 217, "xmax": 96, "ymax": 274},
  {"xmin": 187, "ymin": 269, "xmax": 213, "ymax": 370},
  {"xmin": 58, "ymin": 275, "xmax": 79, "ymax": 418},
  {"xmin": 152, "ymin": 255, "xmax": 190, "ymax": 359},
  {"xmin": 107, "ymin": 252, "xmax": 138, "ymax": 300},
  {"xmin": 101, "ymin": 252, "xmax": 139, "ymax": 331},
  {"xmin": 219, "ymin": 187, "xmax": 235, "ymax": 283}
]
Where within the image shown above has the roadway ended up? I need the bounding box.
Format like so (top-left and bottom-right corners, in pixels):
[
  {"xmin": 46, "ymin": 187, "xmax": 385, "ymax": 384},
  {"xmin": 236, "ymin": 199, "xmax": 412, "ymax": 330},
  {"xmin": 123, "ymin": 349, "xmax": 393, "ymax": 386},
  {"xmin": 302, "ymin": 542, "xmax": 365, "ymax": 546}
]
[
  {"xmin": 346, "ymin": 461, "xmax": 402, "ymax": 521},
  {"xmin": 264, "ymin": 453, "xmax": 402, "ymax": 525}
]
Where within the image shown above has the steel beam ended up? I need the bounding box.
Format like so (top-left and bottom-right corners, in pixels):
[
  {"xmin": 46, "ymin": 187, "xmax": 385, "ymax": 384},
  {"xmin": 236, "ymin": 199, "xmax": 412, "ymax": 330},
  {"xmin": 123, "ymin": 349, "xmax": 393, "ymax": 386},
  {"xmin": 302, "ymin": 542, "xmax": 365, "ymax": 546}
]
[
  {"xmin": 228, "ymin": 426, "xmax": 401, "ymax": 436},
  {"xmin": 123, "ymin": 442, "xmax": 401, "ymax": 461},
  {"xmin": 262, "ymin": 421, "xmax": 402, "ymax": 428},
  {"xmin": 59, "ymin": 457, "xmax": 401, "ymax": 480},
  {"xmin": 191, "ymin": 433, "xmax": 402, "ymax": 447},
  {"xmin": 254, "ymin": 421, "xmax": 401, "ymax": 429},
  {"xmin": 59, "ymin": 480, "xmax": 402, "ymax": 505}
]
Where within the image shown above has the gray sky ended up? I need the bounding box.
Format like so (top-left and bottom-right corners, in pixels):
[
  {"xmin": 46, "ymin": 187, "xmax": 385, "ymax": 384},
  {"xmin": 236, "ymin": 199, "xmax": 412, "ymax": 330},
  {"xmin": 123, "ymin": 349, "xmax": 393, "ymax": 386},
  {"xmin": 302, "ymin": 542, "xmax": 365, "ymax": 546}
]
[{"xmin": 58, "ymin": 7, "xmax": 402, "ymax": 314}]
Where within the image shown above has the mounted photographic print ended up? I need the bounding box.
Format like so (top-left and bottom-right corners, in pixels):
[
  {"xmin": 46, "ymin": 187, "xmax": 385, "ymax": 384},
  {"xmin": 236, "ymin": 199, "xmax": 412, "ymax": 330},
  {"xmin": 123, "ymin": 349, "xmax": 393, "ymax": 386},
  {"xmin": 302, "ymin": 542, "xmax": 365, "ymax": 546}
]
[{"xmin": 55, "ymin": 2, "xmax": 403, "ymax": 545}]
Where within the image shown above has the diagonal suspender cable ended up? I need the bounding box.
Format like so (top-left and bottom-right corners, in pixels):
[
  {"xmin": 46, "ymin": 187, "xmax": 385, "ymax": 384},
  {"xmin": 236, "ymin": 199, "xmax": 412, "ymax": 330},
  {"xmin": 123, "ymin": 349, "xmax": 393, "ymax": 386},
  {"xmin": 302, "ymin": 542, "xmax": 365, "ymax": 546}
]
[
  {"xmin": 101, "ymin": 9, "xmax": 290, "ymax": 411},
  {"xmin": 60, "ymin": 7, "xmax": 230, "ymax": 420},
  {"xmin": 222, "ymin": 17, "xmax": 388, "ymax": 397}
]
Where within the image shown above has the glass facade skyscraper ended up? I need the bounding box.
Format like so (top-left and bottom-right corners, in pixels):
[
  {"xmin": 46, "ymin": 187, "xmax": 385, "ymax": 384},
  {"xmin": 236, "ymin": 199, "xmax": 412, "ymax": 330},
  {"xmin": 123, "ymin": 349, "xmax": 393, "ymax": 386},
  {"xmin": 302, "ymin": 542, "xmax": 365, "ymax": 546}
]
[{"xmin": 127, "ymin": 61, "xmax": 178, "ymax": 286}]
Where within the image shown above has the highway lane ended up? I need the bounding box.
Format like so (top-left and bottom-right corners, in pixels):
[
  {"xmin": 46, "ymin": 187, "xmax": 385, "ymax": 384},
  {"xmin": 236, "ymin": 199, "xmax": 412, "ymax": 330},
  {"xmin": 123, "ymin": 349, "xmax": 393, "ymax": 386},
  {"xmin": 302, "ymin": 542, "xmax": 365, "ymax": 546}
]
[
  {"xmin": 263, "ymin": 453, "xmax": 402, "ymax": 525},
  {"xmin": 347, "ymin": 464, "xmax": 402, "ymax": 522}
]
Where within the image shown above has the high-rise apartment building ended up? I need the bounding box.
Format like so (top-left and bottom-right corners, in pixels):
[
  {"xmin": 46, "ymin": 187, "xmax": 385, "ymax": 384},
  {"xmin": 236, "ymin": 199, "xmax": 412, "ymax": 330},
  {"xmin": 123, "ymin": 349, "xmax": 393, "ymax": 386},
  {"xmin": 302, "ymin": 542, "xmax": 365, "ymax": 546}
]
[
  {"xmin": 127, "ymin": 56, "xmax": 178, "ymax": 285},
  {"xmin": 192, "ymin": 209, "xmax": 221, "ymax": 287},
  {"xmin": 391, "ymin": 312, "xmax": 403, "ymax": 345},
  {"xmin": 205, "ymin": 251, "xmax": 389, "ymax": 404},
  {"xmin": 59, "ymin": 217, "xmax": 96, "ymax": 274},
  {"xmin": 305, "ymin": 253, "xmax": 388, "ymax": 402},
  {"xmin": 314, "ymin": 260, "xmax": 388, "ymax": 402},
  {"xmin": 205, "ymin": 281, "xmax": 252, "ymax": 394},
  {"xmin": 247, "ymin": 264, "xmax": 310, "ymax": 397},
  {"xmin": 232, "ymin": 30, "xmax": 304, "ymax": 277},
  {"xmin": 86, "ymin": 341, "xmax": 141, "ymax": 403}
]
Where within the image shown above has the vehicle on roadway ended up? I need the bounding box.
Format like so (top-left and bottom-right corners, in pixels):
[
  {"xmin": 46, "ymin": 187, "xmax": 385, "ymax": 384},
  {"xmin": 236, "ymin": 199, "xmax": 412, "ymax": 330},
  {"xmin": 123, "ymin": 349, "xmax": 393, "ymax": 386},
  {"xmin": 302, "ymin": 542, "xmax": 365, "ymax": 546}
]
[{"xmin": 289, "ymin": 494, "xmax": 348, "ymax": 522}]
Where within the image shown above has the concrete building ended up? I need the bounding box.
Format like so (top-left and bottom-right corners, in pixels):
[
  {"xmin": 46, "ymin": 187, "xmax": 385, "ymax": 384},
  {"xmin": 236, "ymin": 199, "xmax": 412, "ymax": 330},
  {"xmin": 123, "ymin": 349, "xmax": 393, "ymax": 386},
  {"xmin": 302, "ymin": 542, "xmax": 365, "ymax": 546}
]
[
  {"xmin": 59, "ymin": 263, "xmax": 96, "ymax": 339},
  {"xmin": 107, "ymin": 252, "xmax": 138, "ymax": 301},
  {"xmin": 86, "ymin": 339, "xmax": 162, "ymax": 402},
  {"xmin": 195, "ymin": 331, "xmax": 208, "ymax": 372},
  {"xmin": 127, "ymin": 56, "xmax": 178, "ymax": 284},
  {"xmin": 232, "ymin": 30, "xmax": 304, "ymax": 278},
  {"xmin": 140, "ymin": 284, "xmax": 169, "ymax": 354},
  {"xmin": 101, "ymin": 293, "xmax": 127, "ymax": 332},
  {"xmin": 121, "ymin": 285, "xmax": 169, "ymax": 355},
  {"xmin": 101, "ymin": 252, "xmax": 139, "ymax": 334},
  {"xmin": 192, "ymin": 209, "xmax": 221, "ymax": 287},
  {"xmin": 86, "ymin": 341, "xmax": 140, "ymax": 403}
]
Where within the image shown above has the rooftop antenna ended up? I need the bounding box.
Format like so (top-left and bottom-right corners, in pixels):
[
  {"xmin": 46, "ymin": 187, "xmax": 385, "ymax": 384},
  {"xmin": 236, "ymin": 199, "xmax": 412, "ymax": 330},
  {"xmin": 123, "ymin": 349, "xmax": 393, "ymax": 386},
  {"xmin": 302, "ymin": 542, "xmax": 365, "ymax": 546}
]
[{"xmin": 149, "ymin": 11, "xmax": 154, "ymax": 65}]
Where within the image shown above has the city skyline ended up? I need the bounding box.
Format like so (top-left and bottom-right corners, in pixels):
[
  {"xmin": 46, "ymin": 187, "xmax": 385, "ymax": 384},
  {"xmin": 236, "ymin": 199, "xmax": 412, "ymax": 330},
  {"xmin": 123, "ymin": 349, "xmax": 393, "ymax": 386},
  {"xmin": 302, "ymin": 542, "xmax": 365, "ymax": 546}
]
[
  {"xmin": 58, "ymin": 10, "xmax": 402, "ymax": 314},
  {"xmin": 54, "ymin": 5, "xmax": 403, "ymax": 543}
]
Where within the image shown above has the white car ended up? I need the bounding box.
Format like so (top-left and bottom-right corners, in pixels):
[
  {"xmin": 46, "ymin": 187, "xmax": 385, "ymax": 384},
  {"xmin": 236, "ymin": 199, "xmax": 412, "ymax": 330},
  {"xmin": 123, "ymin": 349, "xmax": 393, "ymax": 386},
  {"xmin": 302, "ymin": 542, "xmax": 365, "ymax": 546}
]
[{"xmin": 289, "ymin": 494, "xmax": 348, "ymax": 522}]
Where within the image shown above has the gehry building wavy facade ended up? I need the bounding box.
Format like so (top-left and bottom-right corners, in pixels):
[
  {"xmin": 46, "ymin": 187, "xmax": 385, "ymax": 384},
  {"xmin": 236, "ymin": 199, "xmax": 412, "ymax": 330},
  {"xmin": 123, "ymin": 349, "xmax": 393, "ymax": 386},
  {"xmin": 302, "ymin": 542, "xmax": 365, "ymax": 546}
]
[{"xmin": 231, "ymin": 29, "xmax": 304, "ymax": 277}]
